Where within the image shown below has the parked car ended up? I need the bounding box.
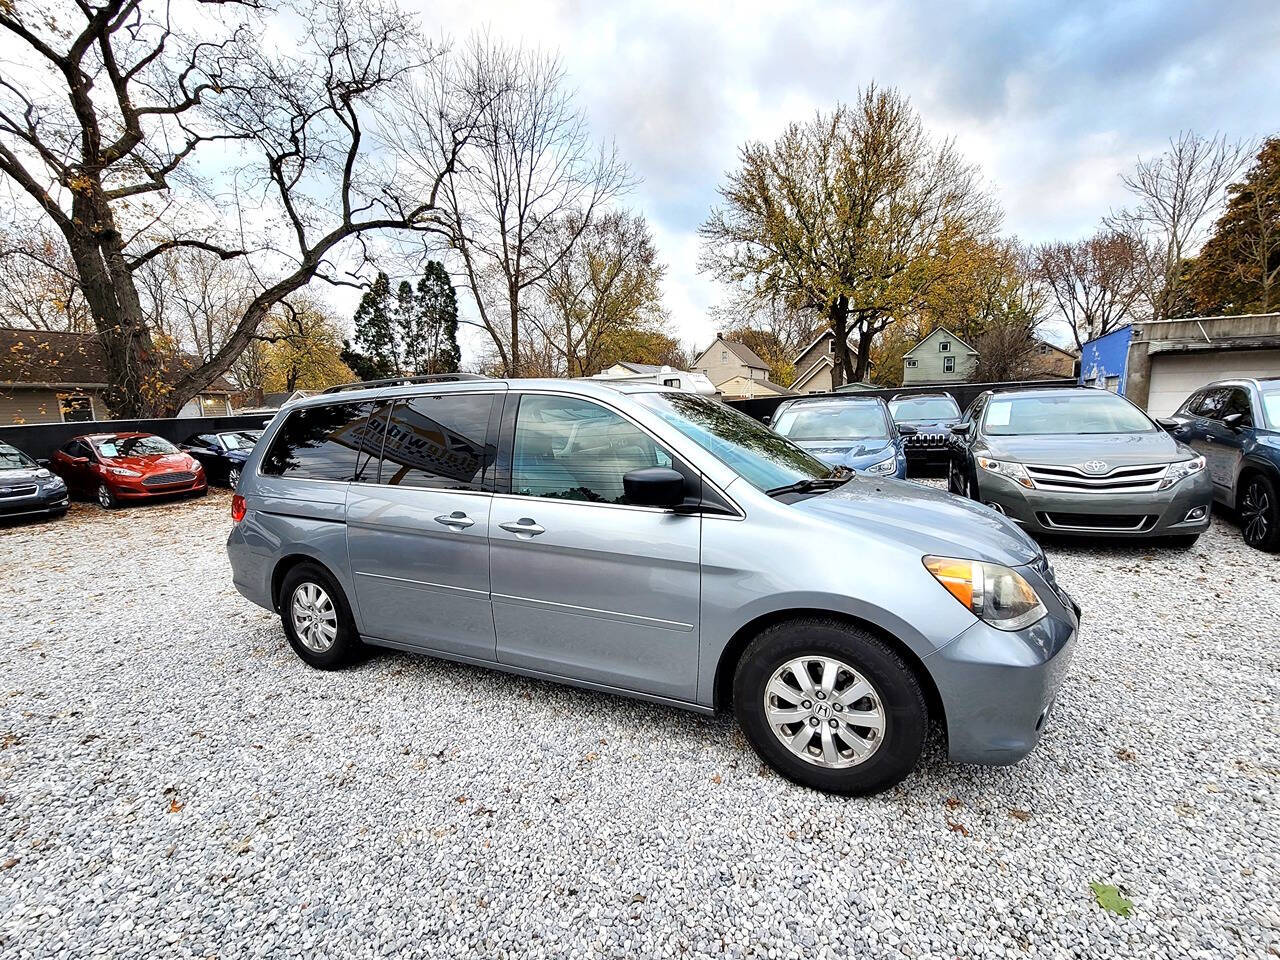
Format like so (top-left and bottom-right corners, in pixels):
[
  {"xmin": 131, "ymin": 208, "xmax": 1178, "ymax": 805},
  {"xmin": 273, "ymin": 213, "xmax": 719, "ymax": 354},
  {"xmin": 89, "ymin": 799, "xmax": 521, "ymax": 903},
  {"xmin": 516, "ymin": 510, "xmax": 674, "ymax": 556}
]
[
  {"xmin": 768, "ymin": 396, "xmax": 912, "ymax": 478},
  {"xmin": 889, "ymin": 393, "xmax": 962, "ymax": 469},
  {"xmin": 0, "ymin": 440, "xmax": 69, "ymax": 521},
  {"xmin": 227, "ymin": 380, "xmax": 1079, "ymax": 796},
  {"xmin": 180, "ymin": 430, "xmax": 263, "ymax": 488},
  {"xmin": 50, "ymin": 433, "xmax": 208, "ymax": 508},
  {"xmin": 947, "ymin": 387, "xmax": 1213, "ymax": 546},
  {"xmin": 1161, "ymin": 377, "xmax": 1280, "ymax": 551}
]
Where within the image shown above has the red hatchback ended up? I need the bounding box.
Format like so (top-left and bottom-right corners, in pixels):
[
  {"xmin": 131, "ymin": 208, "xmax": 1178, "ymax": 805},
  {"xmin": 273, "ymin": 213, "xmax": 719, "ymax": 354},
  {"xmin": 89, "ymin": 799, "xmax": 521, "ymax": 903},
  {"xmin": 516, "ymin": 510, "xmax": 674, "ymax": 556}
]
[{"xmin": 50, "ymin": 433, "xmax": 208, "ymax": 509}]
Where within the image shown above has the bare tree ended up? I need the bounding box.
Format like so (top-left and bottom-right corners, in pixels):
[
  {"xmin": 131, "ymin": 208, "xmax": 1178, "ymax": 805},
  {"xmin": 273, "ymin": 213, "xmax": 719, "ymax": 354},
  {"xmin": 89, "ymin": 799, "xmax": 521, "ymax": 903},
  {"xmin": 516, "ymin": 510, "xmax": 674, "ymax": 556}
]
[
  {"xmin": 699, "ymin": 86, "xmax": 997, "ymax": 388},
  {"xmin": 414, "ymin": 38, "xmax": 630, "ymax": 376},
  {"xmin": 1107, "ymin": 132, "xmax": 1249, "ymax": 321},
  {"xmin": 0, "ymin": 225, "xmax": 93, "ymax": 331},
  {"xmin": 1032, "ymin": 230, "xmax": 1145, "ymax": 348},
  {"xmin": 0, "ymin": 0, "xmax": 481, "ymax": 416}
]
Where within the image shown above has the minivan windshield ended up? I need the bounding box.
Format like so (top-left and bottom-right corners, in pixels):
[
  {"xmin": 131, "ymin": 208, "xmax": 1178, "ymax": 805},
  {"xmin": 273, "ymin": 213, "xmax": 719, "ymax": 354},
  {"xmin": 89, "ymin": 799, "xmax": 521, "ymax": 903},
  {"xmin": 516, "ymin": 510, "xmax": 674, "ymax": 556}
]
[
  {"xmin": 0, "ymin": 443, "xmax": 34, "ymax": 470},
  {"xmin": 889, "ymin": 396, "xmax": 960, "ymax": 421},
  {"xmin": 634, "ymin": 393, "xmax": 834, "ymax": 491},
  {"xmin": 983, "ymin": 392, "xmax": 1155, "ymax": 436},
  {"xmin": 773, "ymin": 402, "xmax": 890, "ymax": 441}
]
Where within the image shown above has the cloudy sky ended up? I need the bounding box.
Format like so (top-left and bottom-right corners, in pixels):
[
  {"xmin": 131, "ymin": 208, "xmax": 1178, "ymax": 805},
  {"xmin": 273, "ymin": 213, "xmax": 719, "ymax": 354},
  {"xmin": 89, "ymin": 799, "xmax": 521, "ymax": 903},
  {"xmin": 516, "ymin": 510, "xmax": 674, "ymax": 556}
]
[{"xmin": 406, "ymin": 0, "xmax": 1280, "ymax": 354}]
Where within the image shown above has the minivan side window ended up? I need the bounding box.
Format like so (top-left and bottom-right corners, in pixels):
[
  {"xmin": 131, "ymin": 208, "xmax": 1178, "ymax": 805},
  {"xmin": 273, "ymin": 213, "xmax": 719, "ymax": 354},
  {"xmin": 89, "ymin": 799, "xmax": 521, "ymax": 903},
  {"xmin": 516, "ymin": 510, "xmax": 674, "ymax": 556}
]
[
  {"xmin": 512, "ymin": 394, "xmax": 673, "ymax": 505},
  {"xmin": 372, "ymin": 393, "xmax": 496, "ymax": 490},
  {"xmin": 260, "ymin": 401, "xmax": 384, "ymax": 481}
]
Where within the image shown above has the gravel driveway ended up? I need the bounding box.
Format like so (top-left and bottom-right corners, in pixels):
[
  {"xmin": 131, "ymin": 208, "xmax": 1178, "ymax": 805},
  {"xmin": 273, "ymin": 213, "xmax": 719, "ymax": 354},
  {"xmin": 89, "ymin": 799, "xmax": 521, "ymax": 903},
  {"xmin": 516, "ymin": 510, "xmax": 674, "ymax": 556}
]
[{"xmin": 1, "ymin": 490, "xmax": 1277, "ymax": 959}]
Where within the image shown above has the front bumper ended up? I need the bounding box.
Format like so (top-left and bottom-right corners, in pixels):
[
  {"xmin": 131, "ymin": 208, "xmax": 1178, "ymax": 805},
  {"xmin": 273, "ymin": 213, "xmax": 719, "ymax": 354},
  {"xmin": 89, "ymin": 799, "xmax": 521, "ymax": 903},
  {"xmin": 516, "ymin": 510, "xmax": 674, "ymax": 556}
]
[
  {"xmin": 0, "ymin": 486, "xmax": 69, "ymax": 519},
  {"xmin": 928, "ymin": 561, "xmax": 1079, "ymax": 765},
  {"xmin": 975, "ymin": 468, "xmax": 1214, "ymax": 539},
  {"xmin": 110, "ymin": 475, "xmax": 207, "ymax": 499},
  {"xmin": 903, "ymin": 430, "xmax": 952, "ymax": 463}
]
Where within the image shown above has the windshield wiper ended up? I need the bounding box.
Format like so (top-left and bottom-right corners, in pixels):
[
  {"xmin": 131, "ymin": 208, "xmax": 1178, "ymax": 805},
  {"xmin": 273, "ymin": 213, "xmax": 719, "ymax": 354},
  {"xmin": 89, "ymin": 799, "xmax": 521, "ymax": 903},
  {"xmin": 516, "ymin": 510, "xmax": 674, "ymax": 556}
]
[{"xmin": 766, "ymin": 473, "xmax": 850, "ymax": 498}]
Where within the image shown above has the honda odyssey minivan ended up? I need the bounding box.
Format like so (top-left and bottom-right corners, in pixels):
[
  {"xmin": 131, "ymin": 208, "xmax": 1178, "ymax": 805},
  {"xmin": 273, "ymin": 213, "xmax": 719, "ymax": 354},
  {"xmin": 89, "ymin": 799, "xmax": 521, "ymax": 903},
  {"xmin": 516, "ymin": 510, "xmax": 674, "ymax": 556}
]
[{"xmin": 227, "ymin": 379, "xmax": 1080, "ymax": 795}]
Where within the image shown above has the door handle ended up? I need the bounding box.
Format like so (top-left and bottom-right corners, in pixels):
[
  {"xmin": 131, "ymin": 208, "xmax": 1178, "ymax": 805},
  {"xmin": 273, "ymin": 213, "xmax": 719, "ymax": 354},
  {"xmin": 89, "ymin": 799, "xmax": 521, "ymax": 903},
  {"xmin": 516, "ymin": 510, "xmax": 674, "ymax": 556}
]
[
  {"xmin": 434, "ymin": 511, "xmax": 475, "ymax": 529},
  {"xmin": 499, "ymin": 518, "xmax": 545, "ymax": 538}
]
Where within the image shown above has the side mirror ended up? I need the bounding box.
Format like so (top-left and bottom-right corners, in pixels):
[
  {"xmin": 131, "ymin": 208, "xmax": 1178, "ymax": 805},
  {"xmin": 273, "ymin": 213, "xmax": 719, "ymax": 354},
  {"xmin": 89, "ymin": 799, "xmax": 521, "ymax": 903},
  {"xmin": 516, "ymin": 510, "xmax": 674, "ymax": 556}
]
[
  {"xmin": 36, "ymin": 458, "xmax": 50, "ymax": 467},
  {"xmin": 950, "ymin": 423, "xmax": 971, "ymax": 435},
  {"xmin": 761, "ymin": 414, "xmax": 772, "ymax": 425},
  {"xmin": 897, "ymin": 424, "xmax": 918, "ymax": 436},
  {"xmin": 1157, "ymin": 417, "xmax": 1186, "ymax": 435},
  {"xmin": 623, "ymin": 467, "xmax": 686, "ymax": 509},
  {"xmin": 1221, "ymin": 412, "xmax": 1246, "ymax": 431}
]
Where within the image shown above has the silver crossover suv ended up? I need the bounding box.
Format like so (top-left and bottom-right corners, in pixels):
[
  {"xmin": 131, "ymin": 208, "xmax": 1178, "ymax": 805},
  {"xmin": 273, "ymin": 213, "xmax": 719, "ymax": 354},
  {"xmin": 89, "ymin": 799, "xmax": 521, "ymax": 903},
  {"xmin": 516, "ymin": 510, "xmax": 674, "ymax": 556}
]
[
  {"xmin": 227, "ymin": 379, "xmax": 1079, "ymax": 795},
  {"xmin": 948, "ymin": 388, "xmax": 1214, "ymax": 546}
]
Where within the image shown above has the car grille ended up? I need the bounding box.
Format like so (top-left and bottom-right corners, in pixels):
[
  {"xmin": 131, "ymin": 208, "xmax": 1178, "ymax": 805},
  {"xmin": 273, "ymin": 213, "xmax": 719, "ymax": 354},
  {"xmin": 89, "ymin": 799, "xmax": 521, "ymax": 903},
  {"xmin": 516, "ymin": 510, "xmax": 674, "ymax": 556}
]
[
  {"xmin": 0, "ymin": 484, "xmax": 38, "ymax": 499},
  {"xmin": 904, "ymin": 433, "xmax": 948, "ymax": 449},
  {"xmin": 1025, "ymin": 462, "xmax": 1168, "ymax": 493},
  {"xmin": 142, "ymin": 471, "xmax": 197, "ymax": 487},
  {"xmin": 1038, "ymin": 512, "xmax": 1156, "ymax": 532}
]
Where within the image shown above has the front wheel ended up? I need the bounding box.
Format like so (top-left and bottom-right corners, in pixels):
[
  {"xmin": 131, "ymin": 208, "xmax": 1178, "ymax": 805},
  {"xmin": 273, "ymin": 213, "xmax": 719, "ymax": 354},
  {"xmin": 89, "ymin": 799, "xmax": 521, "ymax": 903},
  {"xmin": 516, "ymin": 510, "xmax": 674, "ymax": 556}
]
[
  {"xmin": 227, "ymin": 466, "xmax": 242, "ymax": 489},
  {"xmin": 1239, "ymin": 473, "xmax": 1280, "ymax": 551},
  {"xmin": 97, "ymin": 483, "xmax": 118, "ymax": 510},
  {"xmin": 733, "ymin": 617, "xmax": 928, "ymax": 796},
  {"xmin": 278, "ymin": 563, "xmax": 362, "ymax": 669}
]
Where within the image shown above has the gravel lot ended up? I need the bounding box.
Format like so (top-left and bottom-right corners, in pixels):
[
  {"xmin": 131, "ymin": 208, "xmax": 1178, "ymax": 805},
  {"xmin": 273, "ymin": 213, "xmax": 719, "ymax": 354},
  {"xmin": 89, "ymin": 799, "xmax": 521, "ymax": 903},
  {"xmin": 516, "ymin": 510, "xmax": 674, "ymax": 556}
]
[{"xmin": 1, "ymin": 489, "xmax": 1277, "ymax": 959}]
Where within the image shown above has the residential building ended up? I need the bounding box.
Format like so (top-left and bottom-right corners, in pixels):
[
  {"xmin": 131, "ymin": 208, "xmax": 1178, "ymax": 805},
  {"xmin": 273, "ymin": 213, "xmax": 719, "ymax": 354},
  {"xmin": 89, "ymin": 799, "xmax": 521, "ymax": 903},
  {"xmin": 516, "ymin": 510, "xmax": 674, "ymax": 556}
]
[
  {"xmin": 716, "ymin": 375, "xmax": 797, "ymax": 401},
  {"xmin": 693, "ymin": 334, "xmax": 772, "ymax": 387},
  {"xmin": 589, "ymin": 363, "xmax": 717, "ymax": 396},
  {"xmin": 0, "ymin": 326, "xmax": 236, "ymax": 425},
  {"xmin": 1080, "ymin": 313, "xmax": 1280, "ymax": 416},
  {"xmin": 790, "ymin": 330, "xmax": 840, "ymax": 394},
  {"xmin": 1024, "ymin": 338, "xmax": 1079, "ymax": 380},
  {"xmin": 902, "ymin": 328, "xmax": 979, "ymax": 385}
]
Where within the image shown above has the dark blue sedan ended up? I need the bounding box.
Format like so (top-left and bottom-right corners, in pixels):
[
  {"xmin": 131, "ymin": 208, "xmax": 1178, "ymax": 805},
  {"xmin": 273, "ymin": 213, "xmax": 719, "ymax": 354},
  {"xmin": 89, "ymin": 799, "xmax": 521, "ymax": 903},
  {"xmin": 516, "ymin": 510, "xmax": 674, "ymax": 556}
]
[
  {"xmin": 1163, "ymin": 377, "xmax": 1280, "ymax": 551},
  {"xmin": 768, "ymin": 396, "xmax": 912, "ymax": 478},
  {"xmin": 179, "ymin": 430, "xmax": 262, "ymax": 488}
]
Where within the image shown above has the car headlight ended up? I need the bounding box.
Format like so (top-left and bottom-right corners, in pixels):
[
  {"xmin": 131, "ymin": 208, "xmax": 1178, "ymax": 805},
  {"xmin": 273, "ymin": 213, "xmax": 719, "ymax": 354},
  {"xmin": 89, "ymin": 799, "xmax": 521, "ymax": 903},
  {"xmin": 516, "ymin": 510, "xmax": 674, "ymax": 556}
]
[
  {"xmin": 1158, "ymin": 455, "xmax": 1206, "ymax": 490},
  {"xmin": 977, "ymin": 456, "xmax": 1033, "ymax": 489},
  {"xmin": 864, "ymin": 455, "xmax": 897, "ymax": 476},
  {"xmin": 36, "ymin": 468, "xmax": 52, "ymax": 479},
  {"xmin": 106, "ymin": 466, "xmax": 141, "ymax": 477},
  {"xmin": 923, "ymin": 556, "xmax": 1047, "ymax": 631}
]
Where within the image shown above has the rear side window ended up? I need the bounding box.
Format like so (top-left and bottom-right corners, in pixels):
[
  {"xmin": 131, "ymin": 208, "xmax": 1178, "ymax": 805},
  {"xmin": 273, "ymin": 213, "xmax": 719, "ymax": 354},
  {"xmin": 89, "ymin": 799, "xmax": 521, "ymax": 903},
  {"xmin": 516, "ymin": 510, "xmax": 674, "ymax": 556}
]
[
  {"xmin": 512, "ymin": 394, "xmax": 672, "ymax": 504},
  {"xmin": 371, "ymin": 393, "xmax": 496, "ymax": 490},
  {"xmin": 1223, "ymin": 388, "xmax": 1254, "ymax": 426},
  {"xmin": 260, "ymin": 401, "xmax": 385, "ymax": 481}
]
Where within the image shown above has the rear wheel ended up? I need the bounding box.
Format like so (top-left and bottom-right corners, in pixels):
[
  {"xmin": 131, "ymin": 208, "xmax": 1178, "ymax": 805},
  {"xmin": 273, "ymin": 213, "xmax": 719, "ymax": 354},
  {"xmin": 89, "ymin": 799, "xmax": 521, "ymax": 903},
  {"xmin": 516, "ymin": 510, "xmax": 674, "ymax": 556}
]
[
  {"xmin": 278, "ymin": 563, "xmax": 362, "ymax": 669},
  {"xmin": 1239, "ymin": 473, "xmax": 1280, "ymax": 551},
  {"xmin": 733, "ymin": 617, "xmax": 927, "ymax": 796},
  {"xmin": 227, "ymin": 466, "xmax": 242, "ymax": 489}
]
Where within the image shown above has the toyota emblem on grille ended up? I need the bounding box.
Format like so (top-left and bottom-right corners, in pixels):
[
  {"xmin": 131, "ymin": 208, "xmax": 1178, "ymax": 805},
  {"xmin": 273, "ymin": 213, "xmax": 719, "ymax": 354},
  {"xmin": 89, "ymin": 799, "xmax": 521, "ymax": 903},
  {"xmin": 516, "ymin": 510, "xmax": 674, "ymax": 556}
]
[{"xmin": 1081, "ymin": 459, "xmax": 1109, "ymax": 474}]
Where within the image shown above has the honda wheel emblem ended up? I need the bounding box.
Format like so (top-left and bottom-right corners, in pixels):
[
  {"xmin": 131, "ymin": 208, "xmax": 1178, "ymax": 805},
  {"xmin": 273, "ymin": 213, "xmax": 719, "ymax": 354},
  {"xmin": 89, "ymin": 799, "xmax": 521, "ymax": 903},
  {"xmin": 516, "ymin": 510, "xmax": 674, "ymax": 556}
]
[{"xmin": 1081, "ymin": 459, "xmax": 1109, "ymax": 474}]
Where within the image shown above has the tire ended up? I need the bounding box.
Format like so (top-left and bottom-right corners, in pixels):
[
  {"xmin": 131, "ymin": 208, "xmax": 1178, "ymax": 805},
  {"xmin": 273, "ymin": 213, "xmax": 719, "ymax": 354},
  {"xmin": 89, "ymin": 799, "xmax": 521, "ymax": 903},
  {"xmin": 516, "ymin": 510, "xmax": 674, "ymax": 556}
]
[
  {"xmin": 227, "ymin": 466, "xmax": 242, "ymax": 489},
  {"xmin": 1238, "ymin": 472, "xmax": 1280, "ymax": 551},
  {"xmin": 278, "ymin": 562, "xmax": 362, "ymax": 669},
  {"xmin": 97, "ymin": 483, "xmax": 118, "ymax": 510},
  {"xmin": 732, "ymin": 617, "xmax": 928, "ymax": 796},
  {"xmin": 947, "ymin": 459, "xmax": 964, "ymax": 495}
]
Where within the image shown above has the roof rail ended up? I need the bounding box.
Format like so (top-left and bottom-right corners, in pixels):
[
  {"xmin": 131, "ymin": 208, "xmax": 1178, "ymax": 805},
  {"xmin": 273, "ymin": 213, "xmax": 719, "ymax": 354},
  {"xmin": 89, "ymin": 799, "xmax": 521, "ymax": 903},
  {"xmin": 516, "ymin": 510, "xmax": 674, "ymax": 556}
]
[{"xmin": 320, "ymin": 373, "xmax": 489, "ymax": 394}]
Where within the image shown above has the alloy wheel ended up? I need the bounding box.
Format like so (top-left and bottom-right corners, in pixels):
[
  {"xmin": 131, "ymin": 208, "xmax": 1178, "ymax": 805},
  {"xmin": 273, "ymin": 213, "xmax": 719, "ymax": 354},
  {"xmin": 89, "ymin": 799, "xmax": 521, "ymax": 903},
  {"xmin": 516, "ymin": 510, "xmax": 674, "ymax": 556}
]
[
  {"xmin": 97, "ymin": 484, "xmax": 113, "ymax": 509},
  {"xmin": 763, "ymin": 655, "xmax": 886, "ymax": 768},
  {"xmin": 1242, "ymin": 480, "xmax": 1272, "ymax": 546},
  {"xmin": 228, "ymin": 467, "xmax": 241, "ymax": 489},
  {"xmin": 291, "ymin": 582, "xmax": 338, "ymax": 653}
]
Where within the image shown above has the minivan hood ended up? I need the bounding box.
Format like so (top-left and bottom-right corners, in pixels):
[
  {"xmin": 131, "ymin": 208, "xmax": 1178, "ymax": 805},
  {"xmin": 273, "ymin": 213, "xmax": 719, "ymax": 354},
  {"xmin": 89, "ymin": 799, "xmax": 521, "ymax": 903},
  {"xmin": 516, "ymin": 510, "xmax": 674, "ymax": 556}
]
[
  {"xmin": 793, "ymin": 477, "xmax": 1041, "ymax": 567},
  {"xmin": 981, "ymin": 430, "xmax": 1188, "ymax": 467}
]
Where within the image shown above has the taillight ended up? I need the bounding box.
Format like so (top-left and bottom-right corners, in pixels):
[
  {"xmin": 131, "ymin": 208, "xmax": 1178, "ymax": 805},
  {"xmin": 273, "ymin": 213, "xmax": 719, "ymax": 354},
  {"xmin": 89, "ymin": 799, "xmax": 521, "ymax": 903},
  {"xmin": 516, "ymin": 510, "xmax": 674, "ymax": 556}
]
[{"xmin": 231, "ymin": 494, "xmax": 246, "ymax": 523}]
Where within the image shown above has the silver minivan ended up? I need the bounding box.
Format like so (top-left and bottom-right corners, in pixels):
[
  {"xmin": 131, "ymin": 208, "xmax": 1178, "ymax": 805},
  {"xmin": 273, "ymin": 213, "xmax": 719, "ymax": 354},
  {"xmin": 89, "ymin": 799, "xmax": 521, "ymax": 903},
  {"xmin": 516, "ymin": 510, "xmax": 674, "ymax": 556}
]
[{"xmin": 227, "ymin": 379, "xmax": 1080, "ymax": 795}]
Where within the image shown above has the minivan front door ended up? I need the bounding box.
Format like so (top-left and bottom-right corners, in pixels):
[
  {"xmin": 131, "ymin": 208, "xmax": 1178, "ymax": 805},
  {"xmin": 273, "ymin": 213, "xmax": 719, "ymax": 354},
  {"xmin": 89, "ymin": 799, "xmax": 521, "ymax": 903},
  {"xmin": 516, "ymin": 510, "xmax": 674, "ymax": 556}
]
[
  {"xmin": 346, "ymin": 392, "xmax": 500, "ymax": 661},
  {"xmin": 489, "ymin": 393, "xmax": 701, "ymax": 702}
]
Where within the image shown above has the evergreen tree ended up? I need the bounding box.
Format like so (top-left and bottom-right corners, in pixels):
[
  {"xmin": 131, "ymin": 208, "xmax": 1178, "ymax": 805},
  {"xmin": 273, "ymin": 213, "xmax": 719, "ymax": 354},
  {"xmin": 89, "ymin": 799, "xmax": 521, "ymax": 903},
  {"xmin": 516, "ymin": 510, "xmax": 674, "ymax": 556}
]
[
  {"xmin": 393, "ymin": 279, "xmax": 424, "ymax": 374},
  {"xmin": 417, "ymin": 260, "xmax": 460, "ymax": 373},
  {"xmin": 351, "ymin": 272, "xmax": 397, "ymax": 377}
]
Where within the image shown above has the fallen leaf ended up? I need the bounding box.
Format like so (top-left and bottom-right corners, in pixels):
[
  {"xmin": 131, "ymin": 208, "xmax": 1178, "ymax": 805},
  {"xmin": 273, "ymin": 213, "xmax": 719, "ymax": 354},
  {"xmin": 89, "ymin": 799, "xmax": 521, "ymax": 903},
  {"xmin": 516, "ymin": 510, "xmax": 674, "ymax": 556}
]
[
  {"xmin": 1116, "ymin": 748, "xmax": 1137, "ymax": 762},
  {"xmin": 1089, "ymin": 882, "xmax": 1133, "ymax": 917},
  {"xmin": 455, "ymin": 795, "xmax": 468, "ymax": 803},
  {"xmin": 168, "ymin": 797, "xmax": 185, "ymax": 814},
  {"xmin": 629, "ymin": 893, "xmax": 646, "ymax": 904},
  {"xmin": 1, "ymin": 858, "xmax": 18, "ymax": 870},
  {"xmin": 710, "ymin": 774, "xmax": 722, "ymax": 784},
  {"xmin": 1008, "ymin": 809, "xmax": 1031, "ymax": 822},
  {"xmin": 584, "ymin": 752, "xmax": 598, "ymax": 762},
  {"xmin": 945, "ymin": 796, "xmax": 963, "ymax": 809},
  {"xmin": 946, "ymin": 820, "xmax": 969, "ymax": 837}
]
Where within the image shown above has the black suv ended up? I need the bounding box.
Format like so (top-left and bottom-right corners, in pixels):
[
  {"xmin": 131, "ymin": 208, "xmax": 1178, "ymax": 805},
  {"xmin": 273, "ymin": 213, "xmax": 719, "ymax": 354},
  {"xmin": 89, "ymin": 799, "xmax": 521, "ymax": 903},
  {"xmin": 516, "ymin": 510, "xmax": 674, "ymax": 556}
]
[{"xmin": 888, "ymin": 393, "xmax": 962, "ymax": 469}]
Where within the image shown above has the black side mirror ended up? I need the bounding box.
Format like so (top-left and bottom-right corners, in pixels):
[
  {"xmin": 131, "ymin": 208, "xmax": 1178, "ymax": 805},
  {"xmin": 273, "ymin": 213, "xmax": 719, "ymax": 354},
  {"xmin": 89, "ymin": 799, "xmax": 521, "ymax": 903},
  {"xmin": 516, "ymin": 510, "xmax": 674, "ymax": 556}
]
[
  {"xmin": 1221, "ymin": 412, "xmax": 1246, "ymax": 431},
  {"xmin": 1157, "ymin": 417, "xmax": 1186, "ymax": 435},
  {"xmin": 761, "ymin": 414, "xmax": 772, "ymax": 425},
  {"xmin": 623, "ymin": 467, "xmax": 686, "ymax": 509},
  {"xmin": 36, "ymin": 458, "xmax": 50, "ymax": 467},
  {"xmin": 950, "ymin": 423, "xmax": 971, "ymax": 435},
  {"xmin": 897, "ymin": 424, "xmax": 917, "ymax": 436}
]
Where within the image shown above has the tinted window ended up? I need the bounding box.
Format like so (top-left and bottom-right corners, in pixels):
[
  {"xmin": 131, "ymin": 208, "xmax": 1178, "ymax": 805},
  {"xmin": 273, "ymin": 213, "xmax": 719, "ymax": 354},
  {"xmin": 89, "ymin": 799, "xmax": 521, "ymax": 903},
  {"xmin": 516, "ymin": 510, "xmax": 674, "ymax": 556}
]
[
  {"xmin": 983, "ymin": 393, "xmax": 1154, "ymax": 436},
  {"xmin": 373, "ymin": 394, "xmax": 495, "ymax": 490},
  {"xmin": 889, "ymin": 396, "xmax": 960, "ymax": 421},
  {"xmin": 513, "ymin": 394, "xmax": 673, "ymax": 504},
  {"xmin": 773, "ymin": 402, "xmax": 890, "ymax": 440},
  {"xmin": 1191, "ymin": 388, "xmax": 1228, "ymax": 419},
  {"xmin": 184, "ymin": 434, "xmax": 218, "ymax": 448},
  {"xmin": 260, "ymin": 401, "xmax": 384, "ymax": 480},
  {"xmin": 1222, "ymin": 389, "xmax": 1253, "ymax": 426}
]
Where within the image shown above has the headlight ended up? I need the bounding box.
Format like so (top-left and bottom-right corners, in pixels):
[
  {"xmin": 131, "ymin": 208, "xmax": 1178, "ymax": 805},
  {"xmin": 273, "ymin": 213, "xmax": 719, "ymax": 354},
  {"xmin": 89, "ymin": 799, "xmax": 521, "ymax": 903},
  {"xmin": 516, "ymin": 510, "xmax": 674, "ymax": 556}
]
[
  {"xmin": 1158, "ymin": 456, "xmax": 1206, "ymax": 490},
  {"xmin": 977, "ymin": 456, "xmax": 1033, "ymax": 489},
  {"xmin": 864, "ymin": 455, "xmax": 897, "ymax": 476},
  {"xmin": 107, "ymin": 466, "xmax": 141, "ymax": 477},
  {"xmin": 36, "ymin": 468, "xmax": 52, "ymax": 479},
  {"xmin": 923, "ymin": 556, "xmax": 1047, "ymax": 631}
]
